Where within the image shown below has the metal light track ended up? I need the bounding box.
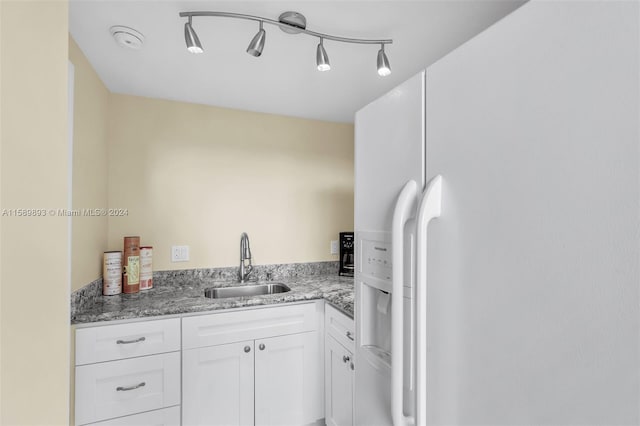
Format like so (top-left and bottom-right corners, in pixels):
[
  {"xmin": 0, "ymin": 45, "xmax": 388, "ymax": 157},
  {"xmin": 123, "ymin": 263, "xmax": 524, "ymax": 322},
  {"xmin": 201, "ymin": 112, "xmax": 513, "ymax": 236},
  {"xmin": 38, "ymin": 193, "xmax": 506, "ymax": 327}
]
[{"xmin": 178, "ymin": 11, "xmax": 393, "ymax": 46}]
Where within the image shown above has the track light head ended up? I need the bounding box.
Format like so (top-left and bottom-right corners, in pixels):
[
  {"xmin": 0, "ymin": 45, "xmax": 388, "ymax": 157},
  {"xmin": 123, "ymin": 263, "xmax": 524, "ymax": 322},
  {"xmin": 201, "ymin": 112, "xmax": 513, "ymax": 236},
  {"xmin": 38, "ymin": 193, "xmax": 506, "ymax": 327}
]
[
  {"xmin": 246, "ymin": 22, "xmax": 266, "ymax": 57},
  {"xmin": 316, "ymin": 38, "xmax": 330, "ymax": 72},
  {"xmin": 377, "ymin": 44, "xmax": 391, "ymax": 76},
  {"xmin": 184, "ymin": 18, "xmax": 203, "ymax": 54}
]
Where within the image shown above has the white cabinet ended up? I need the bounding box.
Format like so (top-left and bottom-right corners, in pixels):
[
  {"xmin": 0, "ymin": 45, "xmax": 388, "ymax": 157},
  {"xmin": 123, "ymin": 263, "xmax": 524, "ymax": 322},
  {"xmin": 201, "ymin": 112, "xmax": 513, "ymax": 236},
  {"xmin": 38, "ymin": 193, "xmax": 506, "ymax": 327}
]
[
  {"xmin": 182, "ymin": 301, "xmax": 324, "ymax": 426},
  {"xmin": 75, "ymin": 318, "xmax": 181, "ymax": 426},
  {"xmin": 255, "ymin": 332, "xmax": 322, "ymax": 426},
  {"xmin": 182, "ymin": 341, "xmax": 255, "ymax": 426},
  {"xmin": 76, "ymin": 301, "xmax": 326, "ymax": 426},
  {"xmin": 325, "ymin": 336, "xmax": 354, "ymax": 426},
  {"xmin": 325, "ymin": 305, "xmax": 355, "ymax": 351},
  {"xmin": 76, "ymin": 352, "xmax": 180, "ymax": 425},
  {"xmin": 85, "ymin": 406, "xmax": 180, "ymax": 426},
  {"xmin": 76, "ymin": 318, "xmax": 180, "ymax": 365},
  {"xmin": 182, "ymin": 302, "xmax": 317, "ymax": 350},
  {"xmin": 324, "ymin": 305, "xmax": 355, "ymax": 426}
]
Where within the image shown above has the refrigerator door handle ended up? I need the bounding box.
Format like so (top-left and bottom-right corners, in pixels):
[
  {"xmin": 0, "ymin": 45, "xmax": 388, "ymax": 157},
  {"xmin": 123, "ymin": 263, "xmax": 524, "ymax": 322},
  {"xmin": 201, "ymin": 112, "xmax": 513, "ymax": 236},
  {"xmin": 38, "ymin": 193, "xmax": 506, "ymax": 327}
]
[
  {"xmin": 415, "ymin": 175, "xmax": 443, "ymax": 425},
  {"xmin": 391, "ymin": 179, "xmax": 418, "ymax": 426}
]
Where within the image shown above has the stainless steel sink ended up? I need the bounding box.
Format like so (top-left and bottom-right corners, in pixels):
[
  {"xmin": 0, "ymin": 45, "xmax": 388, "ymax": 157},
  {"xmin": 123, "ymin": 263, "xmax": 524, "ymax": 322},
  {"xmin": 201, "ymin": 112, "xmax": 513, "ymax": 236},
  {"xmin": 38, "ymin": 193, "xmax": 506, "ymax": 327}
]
[{"xmin": 204, "ymin": 283, "xmax": 291, "ymax": 299}]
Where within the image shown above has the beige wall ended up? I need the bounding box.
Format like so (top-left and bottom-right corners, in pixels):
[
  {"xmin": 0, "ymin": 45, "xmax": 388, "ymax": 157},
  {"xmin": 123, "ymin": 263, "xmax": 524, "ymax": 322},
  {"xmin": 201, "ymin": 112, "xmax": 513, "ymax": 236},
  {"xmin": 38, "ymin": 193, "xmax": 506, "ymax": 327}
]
[
  {"xmin": 108, "ymin": 94, "xmax": 354, "ymax": 270},
  {"xmin": 68, "ymin": 34, "xmax": 110, "ymax": 425},
  {"xmin": 67, "ymin": 51, "xmax": 355, "ymax": 283},
  {"xmin": 68, "ymin": 36, "xmax": 109, "ymax": 292},
  {"xmin": 0, "ymin": 1, "xmax": 70, "ymax": 424},
  {"xmin": 0, "ymin": 1, "xmax": 3, "ymax": 419}
]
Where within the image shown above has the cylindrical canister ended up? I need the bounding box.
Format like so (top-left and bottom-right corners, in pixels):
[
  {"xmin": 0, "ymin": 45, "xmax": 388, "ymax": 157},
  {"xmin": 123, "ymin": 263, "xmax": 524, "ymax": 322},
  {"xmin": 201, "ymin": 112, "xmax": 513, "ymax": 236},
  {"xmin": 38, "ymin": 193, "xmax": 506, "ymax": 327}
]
[
  {"xmin": 103, "ymin": 251, "xmax": 122, "ymax": 296},
  {"xmin": 139, "ymin": 246, "xmax": 153, "ymax": 290},
  {"xmin": 123, "ymin": 236, "xmax": 140, "ymax": 294}
]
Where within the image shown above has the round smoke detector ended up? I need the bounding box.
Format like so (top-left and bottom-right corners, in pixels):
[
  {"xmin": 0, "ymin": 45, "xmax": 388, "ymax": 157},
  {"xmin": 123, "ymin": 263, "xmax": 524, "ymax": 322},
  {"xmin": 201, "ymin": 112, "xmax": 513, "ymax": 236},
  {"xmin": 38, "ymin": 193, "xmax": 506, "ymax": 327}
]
[
  {"xmin": 278, "ymin": 11, "xmax": 307, "ymax": 34},
  {"xmin": 110, "ymin": 26, "xmax": 145, "ymax": 50}
]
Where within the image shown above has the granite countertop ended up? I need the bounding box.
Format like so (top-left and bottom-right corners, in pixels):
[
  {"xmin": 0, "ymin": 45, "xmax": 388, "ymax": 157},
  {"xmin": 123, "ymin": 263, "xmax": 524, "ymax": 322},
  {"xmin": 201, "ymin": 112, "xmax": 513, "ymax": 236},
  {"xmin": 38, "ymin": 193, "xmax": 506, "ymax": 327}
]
[{"xmin": 72, "ymin": 273, "xmax": 354, "ymax": 325}]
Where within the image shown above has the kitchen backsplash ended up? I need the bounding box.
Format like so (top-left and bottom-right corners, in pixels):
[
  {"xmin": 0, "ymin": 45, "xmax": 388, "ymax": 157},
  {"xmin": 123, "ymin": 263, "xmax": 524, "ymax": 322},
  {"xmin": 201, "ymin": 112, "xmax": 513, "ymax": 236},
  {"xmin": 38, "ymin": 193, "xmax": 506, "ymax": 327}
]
[{"xmin": 70, "ymin": 261, "xmax": 339, "ymax": 320}]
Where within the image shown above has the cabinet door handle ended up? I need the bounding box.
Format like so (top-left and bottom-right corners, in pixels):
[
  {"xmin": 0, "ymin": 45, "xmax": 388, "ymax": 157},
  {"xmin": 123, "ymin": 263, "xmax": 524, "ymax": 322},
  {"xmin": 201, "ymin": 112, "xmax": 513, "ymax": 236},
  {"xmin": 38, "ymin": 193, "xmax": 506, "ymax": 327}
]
[
  {"xmin": 346, "ymin": 331, "xmax": 354, "ymax": 341},
  {"xmin": 244, "ymin": 345, "xmax": 251, "ymax": 353},
  {"xmin": 350, "ymin": 362, "xmax": 355, "ymax": 371},
  {"xmin": 116, "ymin": 336, "xmax": 146, "ymax": 345},
  {"xmin": 116, "ymin": 381, "xmax": 146, "ymax": 392},
  {"xmin": 259, "ymin": 343, "xmax": 266, "ymax": 351},
  {"xmin": 343, "ymin": 355, "xmax": 351, "ymax": 363}
]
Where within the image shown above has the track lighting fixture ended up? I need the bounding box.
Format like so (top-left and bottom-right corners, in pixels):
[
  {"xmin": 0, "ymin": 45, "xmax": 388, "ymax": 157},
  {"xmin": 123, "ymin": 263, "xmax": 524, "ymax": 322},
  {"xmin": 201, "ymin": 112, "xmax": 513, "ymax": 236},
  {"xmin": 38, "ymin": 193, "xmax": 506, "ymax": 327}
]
[
  {"xmin": 179, "ymin": 10, "xmax": 392, "ymax": 76},
  {"xmin": 377, "ymin": 44, "xmax": 391, "ymax": 76},
  {"xmin": 246, "ymin": 21, "xmax": 266, "ymax": 57},
  {"xmin": 184, "ymin": 17, "xmax": 203, "ymax": 54},
  {"xmin": 316, "ymin": 38, "xmax": 330, "ymax": 72}
]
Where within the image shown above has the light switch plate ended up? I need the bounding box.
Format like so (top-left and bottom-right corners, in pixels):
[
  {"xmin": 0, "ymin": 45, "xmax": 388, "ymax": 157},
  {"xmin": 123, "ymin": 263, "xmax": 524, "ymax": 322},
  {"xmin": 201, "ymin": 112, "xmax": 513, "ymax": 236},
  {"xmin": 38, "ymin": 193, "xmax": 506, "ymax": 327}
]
[
  {"xmin": 171, "ymin": 245, "xmax": 189, "ymax": 262},
  {"xmin": 330, "ymin": 240, "xmax": 339, "ymax": 255}
]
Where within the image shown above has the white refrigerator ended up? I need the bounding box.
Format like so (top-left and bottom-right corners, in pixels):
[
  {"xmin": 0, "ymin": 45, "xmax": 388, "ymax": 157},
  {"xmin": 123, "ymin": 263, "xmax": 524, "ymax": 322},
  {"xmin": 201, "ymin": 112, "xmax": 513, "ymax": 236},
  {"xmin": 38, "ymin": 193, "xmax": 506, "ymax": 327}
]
[{"xmin": 354, "ymin": 1, "xmax": 639, "ymax": 425}]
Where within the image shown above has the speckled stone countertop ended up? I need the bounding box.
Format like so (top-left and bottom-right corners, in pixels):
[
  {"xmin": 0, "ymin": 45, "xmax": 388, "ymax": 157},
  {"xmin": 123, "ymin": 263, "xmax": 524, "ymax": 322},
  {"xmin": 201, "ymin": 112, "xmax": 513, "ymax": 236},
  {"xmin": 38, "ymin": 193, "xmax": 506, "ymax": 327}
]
[{"xmin": 72, "ymin": 271, "xmax": 354, "ymax": 325}]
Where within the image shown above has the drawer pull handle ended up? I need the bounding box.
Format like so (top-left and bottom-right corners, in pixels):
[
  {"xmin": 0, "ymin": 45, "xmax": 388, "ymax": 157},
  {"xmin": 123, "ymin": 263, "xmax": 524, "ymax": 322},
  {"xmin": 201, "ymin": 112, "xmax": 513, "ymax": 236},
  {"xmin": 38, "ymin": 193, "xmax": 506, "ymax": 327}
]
[
  {"xmin": 346, "ymin": 331, "xmax": 354, "ymax": 341},
  {"xmin": 116, "ymin": 336, "xmax": 146, "ymax": 345},
  {"xmin": 116, "ymin": 382, "xmax": 146, "ymax": 392},
  {"xmin": 343, "ymin": 355, "xmax": 351, "ymax": 363}
]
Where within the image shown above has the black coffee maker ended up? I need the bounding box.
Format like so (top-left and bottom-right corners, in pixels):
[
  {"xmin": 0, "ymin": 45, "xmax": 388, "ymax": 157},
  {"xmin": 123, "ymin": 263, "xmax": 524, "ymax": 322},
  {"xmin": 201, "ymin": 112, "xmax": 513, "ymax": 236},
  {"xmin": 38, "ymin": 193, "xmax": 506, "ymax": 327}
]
[{"xmin": 339, "ymin": 232, "xmax": 355, "ymax": 277}]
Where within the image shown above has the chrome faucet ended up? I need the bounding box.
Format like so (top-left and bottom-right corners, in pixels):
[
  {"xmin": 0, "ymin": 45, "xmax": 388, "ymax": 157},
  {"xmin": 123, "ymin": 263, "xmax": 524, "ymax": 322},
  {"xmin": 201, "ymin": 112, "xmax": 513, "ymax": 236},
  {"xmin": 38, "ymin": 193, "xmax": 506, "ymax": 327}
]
[{"xmin": 239, "ymin": 232, "xmax": 253, "ymax": 282}]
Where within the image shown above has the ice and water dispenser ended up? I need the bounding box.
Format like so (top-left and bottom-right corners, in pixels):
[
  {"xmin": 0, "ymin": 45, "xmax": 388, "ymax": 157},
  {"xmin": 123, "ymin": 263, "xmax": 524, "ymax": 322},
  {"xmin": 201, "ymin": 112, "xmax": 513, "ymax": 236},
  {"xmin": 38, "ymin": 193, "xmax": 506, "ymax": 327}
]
[
  {"xmin": 358, "ymin": 238, "xmax": 395, "ymax": 367},
  {"xmin": 357, "ymin": 231, "xmax": 415, "ymax": 409}
]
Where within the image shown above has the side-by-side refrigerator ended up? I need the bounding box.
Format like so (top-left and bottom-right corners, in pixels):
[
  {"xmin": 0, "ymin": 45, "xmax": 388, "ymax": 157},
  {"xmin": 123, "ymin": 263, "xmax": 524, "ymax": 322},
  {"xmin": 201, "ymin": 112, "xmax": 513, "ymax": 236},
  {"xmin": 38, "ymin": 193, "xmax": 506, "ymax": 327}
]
[{"xmin": 354, "ymin": 1, "xmax": 639, "ymax": 425}]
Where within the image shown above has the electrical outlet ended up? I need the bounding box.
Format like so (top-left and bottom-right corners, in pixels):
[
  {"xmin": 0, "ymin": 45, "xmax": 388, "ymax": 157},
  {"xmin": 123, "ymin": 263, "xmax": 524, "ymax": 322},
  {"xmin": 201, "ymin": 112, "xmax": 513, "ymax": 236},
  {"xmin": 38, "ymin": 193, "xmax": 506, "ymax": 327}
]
[
  {"xmin": 330, "ymin": 240, "xmax": 339, "ymax": 255},
  {"xmin": 171, "ymin": 245, "xmax": 190, "ymax": 262}
]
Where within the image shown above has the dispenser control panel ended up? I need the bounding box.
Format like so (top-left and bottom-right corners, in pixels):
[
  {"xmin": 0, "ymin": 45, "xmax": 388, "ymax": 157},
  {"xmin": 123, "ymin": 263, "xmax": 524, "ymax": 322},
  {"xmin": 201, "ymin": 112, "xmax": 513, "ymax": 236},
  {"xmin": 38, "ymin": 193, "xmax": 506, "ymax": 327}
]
[{"xmin": 361, "ymin": 240, "xmax": 392, "ymax": 281}]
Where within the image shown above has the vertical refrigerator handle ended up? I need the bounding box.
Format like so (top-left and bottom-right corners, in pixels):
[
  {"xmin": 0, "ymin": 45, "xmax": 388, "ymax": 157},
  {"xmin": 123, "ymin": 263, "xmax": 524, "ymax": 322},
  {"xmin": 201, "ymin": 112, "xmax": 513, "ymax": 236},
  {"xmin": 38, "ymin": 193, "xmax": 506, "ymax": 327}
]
[
  {"xmin": 415, "ymin": 175, "xmax": 443, "ymax": 426},
  {"xmin": 392, "ymin": 180, "xmax": 418, "ymax": 426}
]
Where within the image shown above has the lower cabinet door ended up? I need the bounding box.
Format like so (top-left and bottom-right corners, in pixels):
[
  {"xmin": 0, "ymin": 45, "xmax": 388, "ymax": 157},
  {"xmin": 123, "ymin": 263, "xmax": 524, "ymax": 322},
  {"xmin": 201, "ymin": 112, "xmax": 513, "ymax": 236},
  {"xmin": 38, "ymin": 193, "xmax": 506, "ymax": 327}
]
[
  {"xmin": 182, "ymin": 341, "xmax": 255, "ymax": 426},
  {"xmin": 85, "ymin": 406, "xmax": 180, "ymax": 426},
  {"xmin": 255, "ymin": 331, "xmax": 322, "ymax": 426},
  {"xmin": 325, "ymin": 336, "xmax": 354, "ymax": 426}
]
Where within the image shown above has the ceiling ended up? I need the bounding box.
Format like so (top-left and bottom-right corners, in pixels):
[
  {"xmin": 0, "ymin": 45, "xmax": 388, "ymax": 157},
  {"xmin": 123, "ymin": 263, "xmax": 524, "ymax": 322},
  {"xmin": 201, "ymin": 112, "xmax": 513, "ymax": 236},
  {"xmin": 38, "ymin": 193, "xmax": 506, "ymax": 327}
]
[{"xmin": 69, "ymin": 1, "xmax": 526, "ymax": 123}]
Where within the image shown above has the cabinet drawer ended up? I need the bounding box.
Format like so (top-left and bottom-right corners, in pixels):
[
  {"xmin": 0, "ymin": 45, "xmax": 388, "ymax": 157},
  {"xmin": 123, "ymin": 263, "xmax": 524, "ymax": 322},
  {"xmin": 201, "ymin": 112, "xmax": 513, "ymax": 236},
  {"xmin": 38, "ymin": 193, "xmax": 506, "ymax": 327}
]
[
  {"xmin": 183, "ymin": 302, "xmax": 319, "ymax": 349},
  {"xmin": 75, "ymin": 352, "xmax": 180, "ymax": 425},
  {"xmin": 76, "ymin": 318, "xmax": 180, "ymax": 365},
  {"xmin": 325, "ymin": 304, "xmax": 355, "ymax": 352},
  {"xmin": 84, "ymin": 406, "xmax": 180, "ymax": 426}
]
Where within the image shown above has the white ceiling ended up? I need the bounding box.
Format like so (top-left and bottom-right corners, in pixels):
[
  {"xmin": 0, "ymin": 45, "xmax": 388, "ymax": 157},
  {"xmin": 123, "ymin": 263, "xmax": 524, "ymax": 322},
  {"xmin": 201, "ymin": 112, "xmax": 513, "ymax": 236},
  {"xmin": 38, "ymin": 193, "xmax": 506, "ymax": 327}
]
[{"xmin": 69, "ymin": 0, "xmax": 526, "ymax": 123}]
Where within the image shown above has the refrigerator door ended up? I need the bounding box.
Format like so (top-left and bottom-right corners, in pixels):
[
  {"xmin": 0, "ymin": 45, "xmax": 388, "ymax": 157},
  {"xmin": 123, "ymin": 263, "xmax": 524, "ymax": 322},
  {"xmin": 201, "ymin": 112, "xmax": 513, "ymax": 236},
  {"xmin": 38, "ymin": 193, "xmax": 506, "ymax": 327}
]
[
  {"xmin": 354, "ymin": 71, "xmax": 425, "ymax": 234},
  {"xmin": 354, "ymin": 72, "xmax": 425, "ymax": 426},
  {"xmin": 424, "ymin": 1, "xmax": 639, "ymax": 425}
]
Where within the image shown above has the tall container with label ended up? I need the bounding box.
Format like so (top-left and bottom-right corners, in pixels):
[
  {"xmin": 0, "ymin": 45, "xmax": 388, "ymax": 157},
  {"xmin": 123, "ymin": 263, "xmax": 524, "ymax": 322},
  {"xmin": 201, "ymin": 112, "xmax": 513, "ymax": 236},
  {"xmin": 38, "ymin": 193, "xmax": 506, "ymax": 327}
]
[
  {"xmin": 102, "ymin": 251, "xmax": 122, "ymax": 296},
  {"xmin": 139, "ymin": 246, "xmax": 153, "ymax": 290},
  {"xmin": 123, "ymin": 236, "xmax": 140, "ymax": 294}
]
